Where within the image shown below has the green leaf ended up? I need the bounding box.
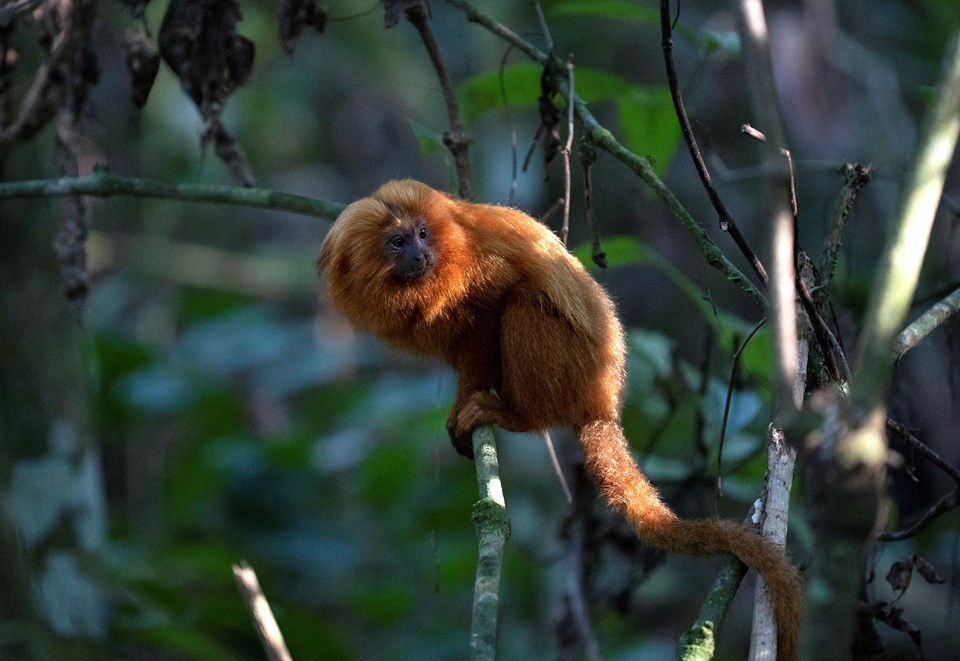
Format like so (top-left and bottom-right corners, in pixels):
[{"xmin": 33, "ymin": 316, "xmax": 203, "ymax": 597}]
[
  {"xmin": 458, "ymin": 64, "xmax": 680, "ymax": 175},
  {"xmin": 703, "ymin": 30, "xmax": 741, "ymax": 56},
  {"xmin": 571, "ymin": 234, "xmax": 649, "ymax": 267},
  {"xmin": 548, "ymin": 0, "xmax": 659, "ymax": 22},
  {"xmin": 406, "ymin": 119, "xmax": 444, "ymax": 156},
  {"xmin": 456, "ymin": 63, "xmax": 542, "ymax": 125},
  {"xmin": 736, "ymin": 324, "xmax": 775, "ymax": 388},
  {"xmin": 548, "ymin": 0, "xmax": 698, "ymax": 43},
  {"xmin": 615, "ymin": 84, "xmax": 681, "ymax": 175}
]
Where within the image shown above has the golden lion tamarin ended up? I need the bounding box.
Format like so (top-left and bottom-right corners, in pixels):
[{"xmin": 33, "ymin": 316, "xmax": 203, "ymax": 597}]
[{"xmin": 317, "ymin": 179, "xmax": 802, "ymax": 659}]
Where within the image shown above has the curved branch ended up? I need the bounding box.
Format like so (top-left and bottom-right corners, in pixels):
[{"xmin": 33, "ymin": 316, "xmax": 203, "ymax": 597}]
[{"xmin": 879, "ymin": 416, "xmax": 960, "ymax": 542}]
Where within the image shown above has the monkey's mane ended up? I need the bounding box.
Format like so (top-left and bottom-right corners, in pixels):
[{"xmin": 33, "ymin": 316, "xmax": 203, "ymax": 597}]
[{"xmin": 317, "ymin": 180, "xmax": 476, "ymax": 343}]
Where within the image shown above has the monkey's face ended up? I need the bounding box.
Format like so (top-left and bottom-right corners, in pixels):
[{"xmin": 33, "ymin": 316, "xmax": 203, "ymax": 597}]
[{"xmin": 383, "ymin": 216, "xmax": 435, "ymax": 280}]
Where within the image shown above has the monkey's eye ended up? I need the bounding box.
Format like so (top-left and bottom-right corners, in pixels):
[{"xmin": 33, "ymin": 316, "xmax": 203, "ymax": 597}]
[
  {"xmin": 389, "ymin": 236, "xmax": 406, "ymax": 249},
  {"xmin": 418, "ymin": 225, "xmax": 428, "ymax": 240}
]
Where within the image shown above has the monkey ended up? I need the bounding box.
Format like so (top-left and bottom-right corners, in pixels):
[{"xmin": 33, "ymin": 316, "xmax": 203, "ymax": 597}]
[{"xmin": 316, "ymin": 179, "xmax": 803, "ymax": 660}]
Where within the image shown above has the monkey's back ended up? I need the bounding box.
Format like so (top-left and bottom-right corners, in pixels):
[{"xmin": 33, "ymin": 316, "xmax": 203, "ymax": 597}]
[{"xmin": 458, "ymin": 201, "xmax": 628, "ymax": 428}]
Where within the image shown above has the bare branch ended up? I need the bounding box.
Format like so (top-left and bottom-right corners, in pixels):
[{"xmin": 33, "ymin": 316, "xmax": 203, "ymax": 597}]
[
  {"xmin": 879, "ymin": 419, "xmax": 960, "ymax": 541},
  {"xmin": 819, "ymin": 163, "xmax": 872, "ymax": 288},
  {"xmin": 735, "ymin": 3, "xmax": 801, "ymax": 657},
  {"xmin": 232, "ymin": 562, "xmax": 293, "ymax": 661},
  {"xmin": 406, "ymin": 2, "xmax": 473, "ymax": 200},
  {"xmin": 894, "ymin": 286, "xmax": 960, "ymax": 360},
  {"xmin": 659, "ymin": 0, "xmax": 769, "ymax": 288},
  {"xmin": 560, "ymin": 59, "xmax": 575, "ymax": 245}
]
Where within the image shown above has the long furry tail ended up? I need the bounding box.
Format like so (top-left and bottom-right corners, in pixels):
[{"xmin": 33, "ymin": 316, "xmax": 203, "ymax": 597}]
[{"xmin": 579, "ymin": 420, "xmax": 803, "ymax": 661}]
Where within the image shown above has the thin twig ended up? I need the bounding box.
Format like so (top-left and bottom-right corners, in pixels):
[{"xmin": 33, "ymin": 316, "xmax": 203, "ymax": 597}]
[
  {"xmin": 579, "ymin": 141, "xmax": 607, "ymax": 267},
  {"xmin": 877, "ymin": 489, "xmax": 959, "ymax": 542},
  {"xmin": 819, "ymin": 163, "xmax": 871, "ymax": 288},
  {"xmin": 560, "ymin": 59, "xmax": 575, "ymax": 245},
  {"xmin": 232, "ymin": 562, "xmax": 293, "ymax": 661},
  {"xmin": 406, "ymin": 3, "xmax": 473, "ymax": 200},
  {"xmin": 716, "ymin": 316, "xmax": 767, "ymax": 510},
  {"xmin": 878, "ymin": 419, "xmax": 960, "ymax": 541},
  {"xmin": 563, "ymin": 504, "xmax": 602, "ymax": 661},
  {"xmin": 542, "ymin": 430, "xmax": 573, "ymax": 504},
  {"xmin": 532, "ymin": 0, "xmax": 554, "ymax": 54},
  {"xmin": 894, "ymin": 286, "xmax": 960, "ymax": 360},
  {"xmin": 885, "ymin": 419, "xmax": 960, "ymax": 486},
  {"xmin": 497, "ymin": 44, "xmax": 520, "ymax": 205},
  {"xmin": 797, "ymin": 267, "xmax": 846, "ymax": 382},
  {"xmin": 659, "ymin": 0, "xmax": 768, "ymax": 287}
]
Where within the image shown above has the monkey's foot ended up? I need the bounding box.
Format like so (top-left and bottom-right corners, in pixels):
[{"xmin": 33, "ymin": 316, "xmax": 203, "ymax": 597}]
[{"xmin": 446, "ymin": 391, "xmax": 533, "ymax": 458}]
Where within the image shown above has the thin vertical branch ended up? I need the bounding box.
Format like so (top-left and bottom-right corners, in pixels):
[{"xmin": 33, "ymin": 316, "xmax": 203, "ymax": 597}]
[
  {"xmin": 734, "ymin": 2, "xmax": 801, "ymax": 658},
  {"xmin": 559, "ymin": 59, "xmax": 575, "ymax": 245},
  {"xmin": 579, "ymin": 141, "xmax": 607, "ymax": 267},
  {"xmin": 470, "ymin": 426, "xmax": 510, "ymax": 661},
  {"xmin": 819, "ymin": 163, "xmax": 871, "ymax": 288},
  {"xmin": 716, "ymin": 316, "xmax": 767, "ymax": 508},
  {"xmin": 532, "ymin": 0, "xmax": 554, "ymax": 54},
  {"xmin": 497, "ymin": 44, "xmax": 520, "ymax": 205},
  {"xmin": 659, "ymin": 0, "xmax": 769, "ymax": 287},
  {"xmin": 405, "ymin": 3, "xmax": 473, "ymax": 200}
]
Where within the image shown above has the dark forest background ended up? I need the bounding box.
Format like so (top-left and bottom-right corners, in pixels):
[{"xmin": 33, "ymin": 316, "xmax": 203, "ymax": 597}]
[{"xmin": 1, "ymin": 0, "xmax": 959, "ymax": 659}]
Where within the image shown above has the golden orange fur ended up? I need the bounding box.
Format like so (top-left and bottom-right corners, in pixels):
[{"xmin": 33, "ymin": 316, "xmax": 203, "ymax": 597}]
[{"xmin": 317, "ymin": 180, "xmax": 803, "ymax": 659}]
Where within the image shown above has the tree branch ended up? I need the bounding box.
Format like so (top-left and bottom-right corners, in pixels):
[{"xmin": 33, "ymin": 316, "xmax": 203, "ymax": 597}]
[
  {"xmin": 878, "ymin": 418, "xmax": 960, "ymax": 541},
  {"xmin": 0, "ymin": 167, "xmax": 345, "ymax": 220},
  {"xmin": 819, "ymin": 163, "xmax": 871, "ymax": 289},
  {"xmin": 852, "ymin": 30, "xmax": 960, "ymax": 409},
  {"xmin": 232, "ymin": 562, "xmax": 293, "ymax": 661},
  {"xmin": 893, "ymin": 286, "xmax": 960, "ymax": 360},
  {"xmin": 734, "ymin": 2, "xmax": 802, "ymax": 657},
  {"xmin": 469, "ymin": 426, "xmax": 510, "ymax": 661},
  {"xmin": 659, "ymin": 0, "xmax": 769, "ymax": 288},
  {"xmin": 446, "ymin": 0, "xmax": 767, "ymax": 310},
  {"xmin": 407, "ymin": 2, "xmax": 473, "ymax": 200}
]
